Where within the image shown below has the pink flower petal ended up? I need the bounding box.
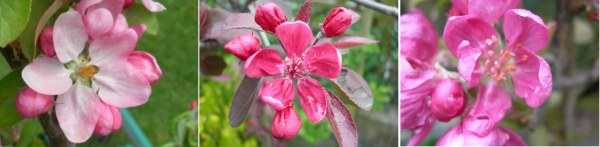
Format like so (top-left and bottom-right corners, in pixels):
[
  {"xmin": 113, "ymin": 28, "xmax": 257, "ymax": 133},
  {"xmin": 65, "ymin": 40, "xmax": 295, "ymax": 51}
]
[
  {"xmin": 297, "ymin": 77, "xmax": 328, "ymax": 123},
  {"xmin": 86, "ymin": 0, "xmax": 124, "ymax": 18},
  {"xmin": 84, "ymin": 8, "xmax": 114, "ymax": 40},
  {"xmin": 93, "ymin": 102, "xmax": 122, "ymax": 136},
  {"xmin": 56, "ymin": 83, "xmax": 101, "ymax": 143},
  {"xmin": 400, "ymin": 57, "xmax": 435, "ymax": 130},
  {"xmin": 75, "ymin": 0, "xmax": 102, "ymax": 14},
  {"xmin": 304, "ymin": 43, "xmax": 342, "ymax": 79},
  {"xmin": 94, "ymin": 63, "xmax": 151, "ymax": 108},
  {"xmin": 400, "ymin": 9, "xmax": 439, "ymax": 64},
  {"xmin": 500, "ymin": 127, "xmax": 527, "ymax": 146},
  {"xmin": 131, "ymin": 24, "xmax": 147, "ymax": 39},
  {"xmin": 109, "ymin": 14, "xmax": 129, "ymax": 35},
  {"xmin": 54, "ymin": 10, "xmax": 88, "ymax": 63},
  {"xmin": 39, "ymin": 27, "xmax": 56, "ymax": 57},
  {"xmin": 503, "ymin": 9, "xmax": 549, "ymax": 52},
  {"xmin": 443, "ymin": 15, "xmax": 497, "ymax": 57},
  {"xmin": 243, "ymin": 49, "xmax": 285, "ymax": 78},
  {"xmin": 468, "ymin": 0, "xmax": 511, "ymax": 23},
  {"xmin": 271, "ymin": 106, "xmax": 302, "ymax": 140},
  {"xmin": 255, "ymin": 3, "xmax": 288, "ymax": 33},
  {"xmin": 407, "ymin": 117, "xmax": 434, "ymax": 146},
  {"xmin": 141, "ymin": 0, "xmax": 166, "ymax": 12},
  {"xmin": 89, "ymin": 28, "xmax": 138, "ymax": 67},
  {"xmin": 259, "ymin": 78, "xmax": 294, "ymax": 110},
  {"xmin": 322, "ymin": 7, "xmax": 352, "ymax": 38},
  {"xmin": 437, "ymin": 124, "xmax": 508, "ymax": 146},
  {"xmin": 16, "ymin": 87, "xmax": 54, "ymax": 118},
  {"xmin": 457, "ymin": 41, "xmax": 483, "ymax": 88},
  {"xmin": 224, "ymin": 34, "xmax": 261, "ymax": 61},
  {"xmin": 450, "ymin": 0, "xmax": 468, "ymax": 14},
  {"xmin": 463, "ymin": 81, "xmax": 512, "ymax": 136},
  {"xmin": 512, "ymin": 49, "xmax": 552, "ymax": 108},
  {"xmin": 430, "ymin": 79, "xmax": 466, "ymax": 122},
  {"xmin": 22, "ymin": 56, "xmax": 72, "ymax": 95},
  {"xmin": 127, "ymin": 51, "xmax": 162, "ymax": 85},
  {"xmin": 275, "ymin": 22, "xmax": 313, "ymax": 59},
  {"xmin": 400, "ymin": 57, "xmax": 436, "ymax": 91}
]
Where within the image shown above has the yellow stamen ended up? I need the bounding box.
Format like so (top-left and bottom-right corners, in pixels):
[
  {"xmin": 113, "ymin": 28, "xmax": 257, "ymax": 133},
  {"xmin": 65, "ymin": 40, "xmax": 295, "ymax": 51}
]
[
  {"xmin": 504, "ymin": 64, "xmax": 517, "ymax": 72},
  {"xmin": 521, "ymin": 55, "xmax": 529, "ymax": 61},
  {"xmin": 79, "ymin": 65, "xmax": 98, "ymax": 79},
  {"xmin": 515, "ymin": 43, "xmax": 522, "ymax": 50}
]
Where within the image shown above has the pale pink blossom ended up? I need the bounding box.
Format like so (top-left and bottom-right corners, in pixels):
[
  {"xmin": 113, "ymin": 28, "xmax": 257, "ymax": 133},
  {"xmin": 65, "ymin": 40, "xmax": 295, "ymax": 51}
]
[
  {"xmin": 21, "ymin": 10, "xmax": 150, "ymax": 143},
  {"xmin": 128, "ymin": 51, "xmax": 163, "ymax": 85},
  {"xmin": 141, "ymin": 0, "xmax": 166, "ymax": 12},
  {"xmin": 93, "ymin": 102, "xmax": 123, "ymax": 136}
]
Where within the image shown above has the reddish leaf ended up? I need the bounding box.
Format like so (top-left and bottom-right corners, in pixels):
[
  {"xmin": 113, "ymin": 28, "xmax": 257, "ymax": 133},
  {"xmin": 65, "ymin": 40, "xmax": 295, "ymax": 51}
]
[
  {"xmin": 295, "ymin": 0, "xmax": 313, "ymax": 23},
  {"xmin": 223, "ymin": 13, "xmax": 263, "ymax": 31},
  {"xmin": 329, "ymin": 68, "xmax": 373, "ymax": 110},
  {"xmin": 333, "ymin": 36, "xmax": 378, "ymax": 49},
  {"xmin": 326, "ymin": 89, "xmax": 358, "ymax": 147},
  {"xmin": 202, "ymin": 8, "xmax": 258, "ymax": 41},
  {"xmin": 228, "ymin": 75, "xmax": 262, "ymax": 127}
]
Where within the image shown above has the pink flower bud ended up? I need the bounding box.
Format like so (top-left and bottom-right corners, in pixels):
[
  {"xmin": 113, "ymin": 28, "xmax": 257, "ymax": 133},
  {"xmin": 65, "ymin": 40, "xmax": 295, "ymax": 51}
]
[
  {"xmin": 189, "ymin": 100, "xmax": 198, "ymax": 110},
  {"xmin": 94, "ymin": 103, "xmax": 122, "ymax": 136},
  {"xmin": 321, "ymin": 7, "xmax": 352, "ymax": 38},
  {"xmin": 430, "ymin": 79, "xmax": 465, "ymax": 122},
  {"xmin": 271, "ymin": 106, "xmax": 302, "ymax": 140},
  {"xmin": 255, "ymin": 3, "xmax": 287, "ymax": 33},
  {"xmin": 38, "ymin": 27, "xmax": 56, "ymax": 57},
  {"xmin": 224, "ymin": 34, "xmax": 261, "ymax": 60},
  {"xmin": 16, "ymin": 87, "xmax": 53, "ymax": 118},
  {"xmin": 124, "ymin": 0, "xmax": 134, "ymax": 9},
  {"xmin": 128, "ymin": 51, "xmax": 162, "ymax": 85}
]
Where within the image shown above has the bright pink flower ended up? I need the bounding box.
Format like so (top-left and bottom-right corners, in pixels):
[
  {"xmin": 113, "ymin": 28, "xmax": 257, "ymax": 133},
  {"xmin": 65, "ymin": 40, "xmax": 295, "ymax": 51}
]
[
  {"xmin": 450, "ymin": 0, "xmax": 520, "ymax": 23},
  {"xmin": 271, "ymin": 106, "xmax": 302, "ymax": 140},
  {"xmin": 436, "ymin": 123, "xmax": 525, "ymax": 146},
  {"xmin": 443, "ymin": 9, "xmax": 552, "ymax": 108},
  {"xmin": 321, "ymin": 7, "xmax": 352, "ymax": 38},
  {"xmin": 21, "ymin": 10, "xmax": 150, "ymax": 143},
  {"xmin": 245, "ymin": 22, "xmax": 341, "ymax": 123},
  {"xmin": 254, "ymin": 3, "xmax": 287, "ymax": 33},
  {"xmin": 430, "ymin": 79, "xmax": 466, "ymax": 122},
  {"xmin": 463, "ymin": 81, "xmax": 511, "ymax": 136},
  {"xmin": 93, "ymin": 102, "xmax": 123, "ymax": 136},
  {"xmin": 39, "ymin": 27, "xmax": 56, "ymax": 57},
  {"xmin": 15, "ymin": 87, "xmax": 54, "ymax": 119},
  {"xmin": 224, "ymin": 34, "xmax": 261, "ymax": 61},
  {"xmin": 128, "ymin": 51, "xmax": 162, "ymax": 85},
  {"xmin": 400, "ymin": 9, "xmax": 439, "ymax": 65},
  {"xmin": 141, "ymin": 0, "xmax": 166, "ymax": 12}
]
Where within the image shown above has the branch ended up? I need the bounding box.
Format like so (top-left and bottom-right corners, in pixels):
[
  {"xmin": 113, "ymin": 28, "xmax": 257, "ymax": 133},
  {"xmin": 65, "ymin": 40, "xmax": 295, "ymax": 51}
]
[
  {"xmin": 554, "ymin": 59, "xmax": 599, "ymax": 90},
  {"xmin": 38, "ymin": 112, "xmax": 74, "ymax": 146},
  {"xmin": 350, "ymin": 0, "xmax": 398, "ymax": 17}
]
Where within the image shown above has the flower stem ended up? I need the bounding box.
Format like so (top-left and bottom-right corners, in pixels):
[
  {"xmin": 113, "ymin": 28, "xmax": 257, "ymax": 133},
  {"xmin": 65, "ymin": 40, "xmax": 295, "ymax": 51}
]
[{"xmin": 38, "ymin": 112, "xmax": 74, "ymax": 146}]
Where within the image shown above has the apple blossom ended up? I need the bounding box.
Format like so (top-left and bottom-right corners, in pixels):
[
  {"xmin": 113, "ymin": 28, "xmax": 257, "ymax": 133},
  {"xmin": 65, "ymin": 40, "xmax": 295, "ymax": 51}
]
[
  {"xmin": 39, "ymin": 27, "xmax": 56, "ymax": 57},
  {"xmin": 430, "ymin": 79, "xmax": 466, "ymax": 122},
  {"xmin": 321, "ymin": 7, "xmax": 352, "ymax": 38},
  {"xmin": 254, "ymin": 3, "xmax": 287, "ymax": 33},
  {"xmin": 93, "ymin": 102, "xmax": 123, "ymax": 136},
  {"xmin": 22, "ymin": 9, "xmax": 151, "ymax": 143},
  {"xmin": 224, "ymin": 34, "xmax": 261, "ymax": 61},
  {"xmin": 128, "ymin": 51, "xmax": 163, "ymax": 85},
  {"xmin": 15, "ymin": 87, "xmax": 54, "ymax": 119}
]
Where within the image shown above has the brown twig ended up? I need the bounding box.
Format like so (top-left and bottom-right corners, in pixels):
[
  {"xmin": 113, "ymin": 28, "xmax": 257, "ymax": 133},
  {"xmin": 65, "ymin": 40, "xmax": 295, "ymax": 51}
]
[
  {"xmin": 350, "ymin": 0, "xmax": 398, "ymax": 17},
  {"xmin": 38, "ymin": 113, "xmax": 74, "ymax": 147}
]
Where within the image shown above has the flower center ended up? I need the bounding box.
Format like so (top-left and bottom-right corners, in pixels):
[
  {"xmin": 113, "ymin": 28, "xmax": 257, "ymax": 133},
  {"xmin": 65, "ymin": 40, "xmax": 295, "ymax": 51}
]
[
  {"xmin": 284, "ymin": 57, "xmax": 307, "ymax": 79},
  {"xmin": 481, "ymin": 36, "xmax": 522, "ymax": 81},
  {"xmin": 79, "ymin": 65, "xmax": 99, "ymax": 79}
]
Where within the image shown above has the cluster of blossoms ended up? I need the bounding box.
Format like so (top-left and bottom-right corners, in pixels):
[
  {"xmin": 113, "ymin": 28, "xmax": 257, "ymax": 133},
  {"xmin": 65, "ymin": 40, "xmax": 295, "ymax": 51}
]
[
  {"xmin": 224, "ymin": 2, "xmax": 352, "ymax": 139},
  {"xmin": 16, "ymin": 0, "xmax": 164, "ymax": 143},
  {"xmin": 401, "ymin": 0, "xmax": 552, "ymax": 145}
]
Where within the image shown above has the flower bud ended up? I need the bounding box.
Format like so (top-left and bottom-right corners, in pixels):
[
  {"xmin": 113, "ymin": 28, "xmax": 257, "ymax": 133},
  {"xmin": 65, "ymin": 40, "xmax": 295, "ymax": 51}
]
[
  {"xmin": 128, "ymin": 51, "xmax": 162, "ymax": 85},
  {"xmin": 321, "ymin": 7, "xmax": 352, "ymax": 38},
  {"xmin": 224, "ymin": 34, "xmax": 261, "ymax": 60},
  {"xmin": 124, "ymin": 0, "xmax": 134, "ymax": 9},
  {"xmin": 94, "ymin": 103, "xmax": 122, "ymax": 136},
  {"xmin": 430, "ymin": 79, "xmax": 465, "ymax": 122},
  {"xmin": 39, "ymin": 27, "xmax": 56, "ymax": 57},
  {"xmin": 255, "ymin": 3, "xmax": 287, "ymax": 33},
  {"xmin": 16, "ymin": 87, "xmax": 53, "ymax": 118},
  {"xmin": 272, "ymin": 106, "xmax": 302, "ymax": 140},
  {"xmin": 189, "ymin": 100, "xmax": 198, "ymax": 110}
]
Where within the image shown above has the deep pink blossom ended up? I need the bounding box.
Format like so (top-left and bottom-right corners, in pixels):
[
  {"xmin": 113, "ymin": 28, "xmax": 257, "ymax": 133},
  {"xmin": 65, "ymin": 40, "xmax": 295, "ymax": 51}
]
[
  {"xmin": 443, "ymin": 9, "xmax": 552, "ymax": 108},
  {"xmin": 93, "ymin": 102, "xmax": 123, "ymax": 136},
  {"xmin": 224, "ymin": 34, "xmax": 261, "ymax": 60},
  {"xmin": 430, "ymin": 79, "xmax": 466, "ymax": 122},
  {"xmin": 436, "ymin": 123, "xmax": 526, "ymax": 146},
  {"xmin": 450, "ymin": 0, "xmax": 520, "ymax": 23},
  {"xmin": 15, "ymin": 87, "xmax": 54, "ymax": 119},
  {"xmin": 39, "ymin": 27, "xmax": 56, "ymax": 57},
  {"xmin": 271, "ymin": 106, "xmax": 302, "ymax": 140},
  {"xmin": 21, "ymin": 10, "xmax": 150, "ymax": 143},
  {"xmin": 321, "ymin": 7, "xmax": 352, "ymax": 38},
  {"xmin": 254, "ymin": 3, "xmax": 287, "ymax": 33},
  {"xmin": 400, "ymin": 9, "xmax": 439, "ymax": 65}
]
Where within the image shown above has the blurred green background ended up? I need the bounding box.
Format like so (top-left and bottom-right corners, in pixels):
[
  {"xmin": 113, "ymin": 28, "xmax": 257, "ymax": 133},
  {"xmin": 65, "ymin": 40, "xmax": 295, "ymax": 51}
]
[
  {"xmin": 400, "ymin": 0, "xmax": 599, "ymax": 146},
  {"xmin": 200, "ymin": 0, "xmax": 398, "ymax": 146}
]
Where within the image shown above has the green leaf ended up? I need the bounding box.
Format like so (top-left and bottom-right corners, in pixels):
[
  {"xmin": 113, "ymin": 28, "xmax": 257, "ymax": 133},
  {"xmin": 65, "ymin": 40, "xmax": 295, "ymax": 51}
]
[
  {"xmin": 19, "ymin": 0, "xmax": 53, "ymax": 61},
  {"xmin": 123, "ymin": 3, "xmax": 159, "ymax": 35},
  {"xmin": 16, "ymin": 119, "xmax": 44, "ymax": 147},
  {"xmin": 0, "ymin": 0, "xmax": 32, "ymax": 47},
  {"xmin": 0, "ymin": 68, "xmax": 25, "ymax": 128}
]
